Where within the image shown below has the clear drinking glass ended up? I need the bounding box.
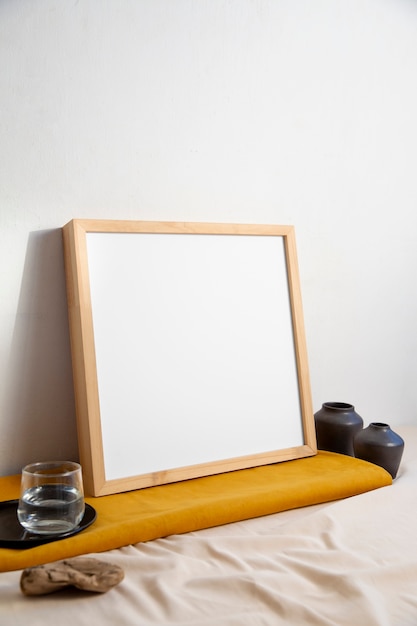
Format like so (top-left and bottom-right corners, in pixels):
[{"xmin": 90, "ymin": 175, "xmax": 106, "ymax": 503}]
[{"xmin": 17, "ymin": 461, "xmax": 85, "ymax": 535}]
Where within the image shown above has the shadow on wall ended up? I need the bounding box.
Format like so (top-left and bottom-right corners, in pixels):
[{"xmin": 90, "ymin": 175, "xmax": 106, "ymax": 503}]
[{"xmin": 3, "ymin": 229, "xmax": 79, "ymax": 475}]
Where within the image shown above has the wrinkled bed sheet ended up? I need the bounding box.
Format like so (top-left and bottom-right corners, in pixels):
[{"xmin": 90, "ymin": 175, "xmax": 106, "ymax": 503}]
[{"xmin": 1, "ymin": 425, "xmax": 416, "ymax": 626}]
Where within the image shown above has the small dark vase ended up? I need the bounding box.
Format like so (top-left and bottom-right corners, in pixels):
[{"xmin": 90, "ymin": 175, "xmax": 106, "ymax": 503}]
[
  {"xmin": 314, "ymin": 402, "xmax": 364, "ymax": 456},
  {"xmin": 353, "ymin": 422, "xmax": 404, "ymax": 479}
]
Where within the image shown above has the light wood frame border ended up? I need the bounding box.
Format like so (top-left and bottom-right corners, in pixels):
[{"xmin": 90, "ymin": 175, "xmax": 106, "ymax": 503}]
[{"xmin": 62, "ymin": 220, "xmax": 316, "ymax": 496}]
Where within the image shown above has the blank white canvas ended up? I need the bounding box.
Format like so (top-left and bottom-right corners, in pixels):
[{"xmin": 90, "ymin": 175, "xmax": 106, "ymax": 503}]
[{"xmin": 86, "ymin": 232, "xmax": 303, "ymax": 480}]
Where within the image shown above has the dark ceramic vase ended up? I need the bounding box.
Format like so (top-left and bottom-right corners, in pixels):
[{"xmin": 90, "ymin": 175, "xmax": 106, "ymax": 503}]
[
  {"xmin": 353, "ymin": 422, "xmax": 404, "ymax": 479},
  {"xmin": 314, "ymin": 402, "xmax": 364, "ymax": 456}
]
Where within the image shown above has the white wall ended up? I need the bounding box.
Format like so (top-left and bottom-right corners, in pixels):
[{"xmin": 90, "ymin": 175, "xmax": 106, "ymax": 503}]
[{"xmin": 1, "ymin": 0, "xmax": 417, "ymax": 476}]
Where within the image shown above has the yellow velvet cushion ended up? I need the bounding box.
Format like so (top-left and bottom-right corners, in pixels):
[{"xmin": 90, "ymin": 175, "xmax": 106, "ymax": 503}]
[{"xmin": 0, "ymin": 451, "xmax": 391, "ymax": 573}]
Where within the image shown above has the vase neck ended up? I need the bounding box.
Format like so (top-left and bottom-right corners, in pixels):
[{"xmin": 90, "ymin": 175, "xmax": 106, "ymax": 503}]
[{"xmin": 323, "ymin": 402, "xmax": 354, "ymax": 412}]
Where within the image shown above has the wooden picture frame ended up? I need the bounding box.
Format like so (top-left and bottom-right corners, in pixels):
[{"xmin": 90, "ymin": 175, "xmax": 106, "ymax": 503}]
[{"xmin": 62, "ymin": 220, "xmax": 316, "ymax": 496}]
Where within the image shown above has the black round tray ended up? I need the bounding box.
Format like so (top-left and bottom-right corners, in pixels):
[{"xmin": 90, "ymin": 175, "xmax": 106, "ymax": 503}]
[{"xmin": 0, "ymin": 500, "xmax": 97, "ymax": 549}]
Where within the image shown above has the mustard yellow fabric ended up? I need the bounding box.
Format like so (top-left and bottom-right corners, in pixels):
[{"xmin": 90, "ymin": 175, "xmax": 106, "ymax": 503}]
[{"xmin": 0, "ymin": 452, "xmax": 391, "ymax": 573}]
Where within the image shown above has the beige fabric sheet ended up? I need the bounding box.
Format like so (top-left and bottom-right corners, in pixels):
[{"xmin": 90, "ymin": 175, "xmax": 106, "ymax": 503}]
[{"xmin": 1, "ymin": 425, "xmax": 416, "ymax": 625}]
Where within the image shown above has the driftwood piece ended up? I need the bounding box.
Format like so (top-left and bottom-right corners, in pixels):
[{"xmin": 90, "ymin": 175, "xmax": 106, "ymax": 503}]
[{"xmin": 20, "ymin": 557, "xmax": 124, "ymax": 596}]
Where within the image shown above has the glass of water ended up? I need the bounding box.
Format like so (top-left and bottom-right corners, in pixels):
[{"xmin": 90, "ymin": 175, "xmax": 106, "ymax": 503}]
[{"xmin": 17, "ymin": 461, "xmax": 85, "ymax": 535}]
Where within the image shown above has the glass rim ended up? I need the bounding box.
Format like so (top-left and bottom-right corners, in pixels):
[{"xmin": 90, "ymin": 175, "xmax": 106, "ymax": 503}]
[{"xmin": 22, "ymin": 460, "xmax": 82, "ymax": 477}]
